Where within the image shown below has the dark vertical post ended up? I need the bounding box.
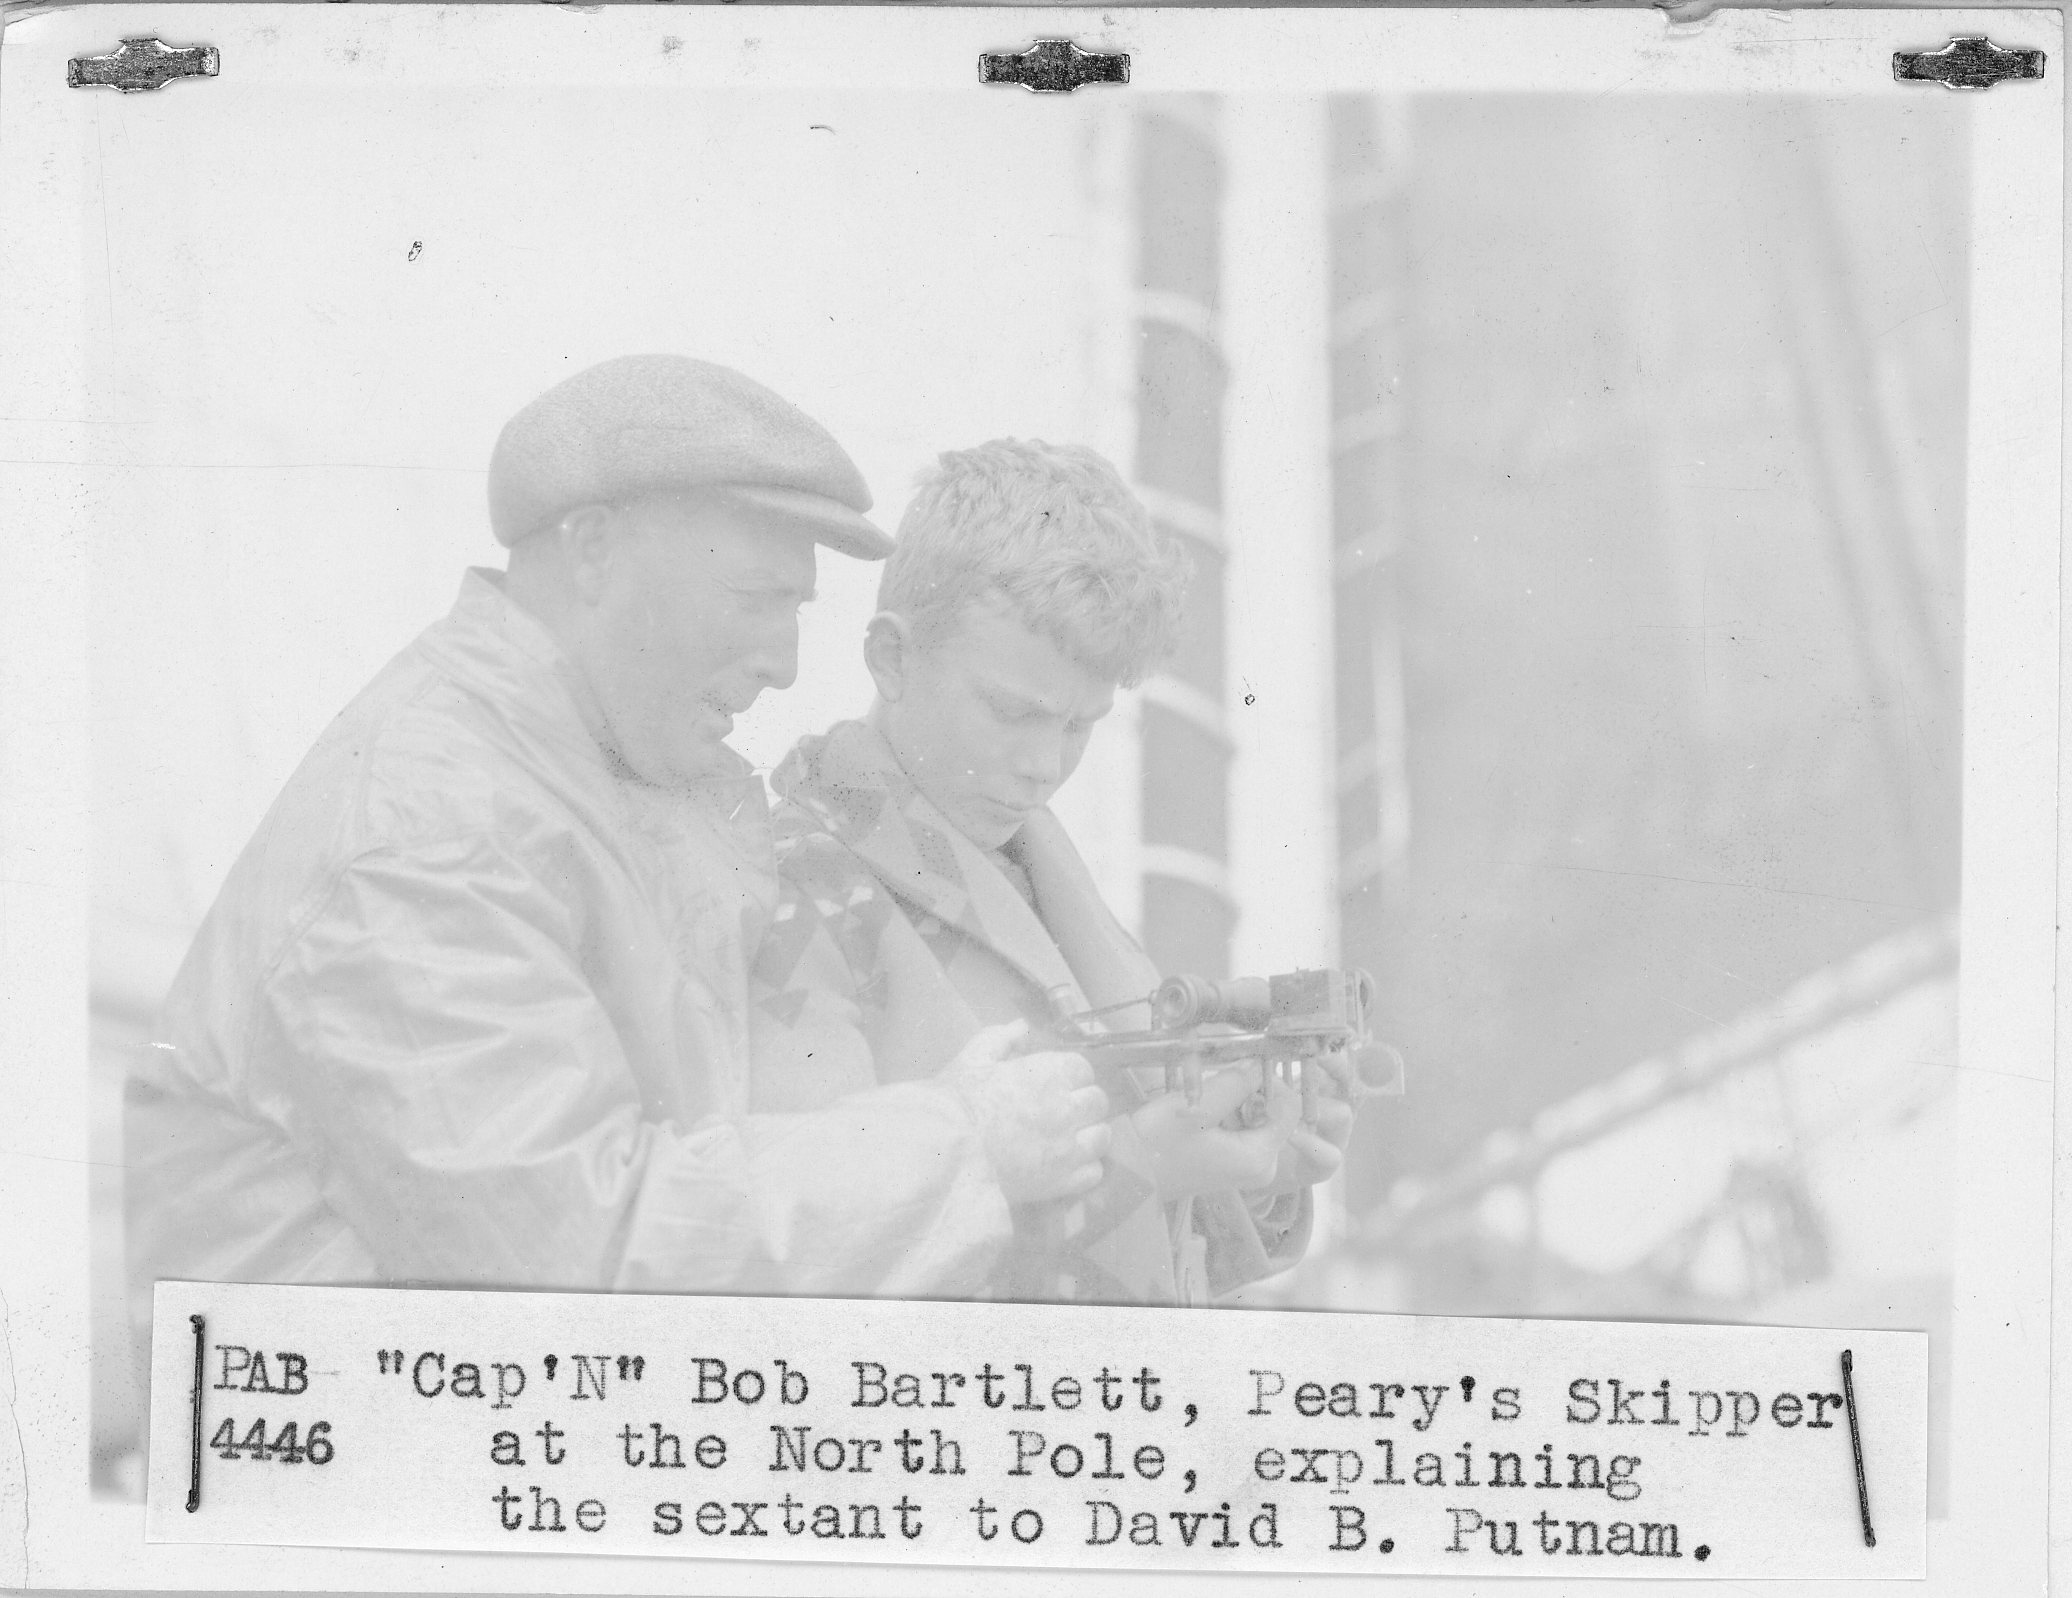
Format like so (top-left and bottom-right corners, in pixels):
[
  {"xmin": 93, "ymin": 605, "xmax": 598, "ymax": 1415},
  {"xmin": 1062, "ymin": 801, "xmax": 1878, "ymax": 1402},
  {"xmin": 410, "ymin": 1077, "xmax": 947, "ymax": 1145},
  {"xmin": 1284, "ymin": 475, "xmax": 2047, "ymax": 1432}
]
[
  {"xmin": 1327, "ymin": 95, "xmax": 1415, "ymax": 967},
  {"xmin": 1133, "ymin": 97, "xmax": 1235, "ymax": 978}
]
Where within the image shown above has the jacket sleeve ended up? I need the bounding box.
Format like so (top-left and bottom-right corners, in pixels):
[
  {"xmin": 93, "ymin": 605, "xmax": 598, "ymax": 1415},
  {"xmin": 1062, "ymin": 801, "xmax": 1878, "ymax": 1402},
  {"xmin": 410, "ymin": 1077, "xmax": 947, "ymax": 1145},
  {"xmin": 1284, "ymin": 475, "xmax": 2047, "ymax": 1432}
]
[
  {"xmin": 258, "ymin": 835, "xmax": 1012, "ymax": 1299},
  {"xmin": 1201, "ymin": 1188, "xmax": 1315, "ymax": 1300}
]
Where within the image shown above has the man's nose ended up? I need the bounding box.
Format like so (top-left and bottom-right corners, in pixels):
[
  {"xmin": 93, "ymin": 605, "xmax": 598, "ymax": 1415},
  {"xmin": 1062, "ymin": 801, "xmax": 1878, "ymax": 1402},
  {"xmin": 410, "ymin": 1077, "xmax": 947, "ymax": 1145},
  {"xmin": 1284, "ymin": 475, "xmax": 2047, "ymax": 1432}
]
[{"xmin": 747, "ymin": 616, "xmax": 800, "ymax": 691}]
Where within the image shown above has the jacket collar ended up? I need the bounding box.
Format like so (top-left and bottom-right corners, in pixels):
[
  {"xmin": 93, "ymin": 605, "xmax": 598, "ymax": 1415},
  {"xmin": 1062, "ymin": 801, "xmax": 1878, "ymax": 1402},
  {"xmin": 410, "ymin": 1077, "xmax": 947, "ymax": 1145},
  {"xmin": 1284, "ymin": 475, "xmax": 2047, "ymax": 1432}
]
[
  {"xmin": 771, "ymin": 720, "xmax": 1079, "ymax": 1001},
  {"xmin": 412, "ymin": 569, "xmax": 609, "ymax": 772}
]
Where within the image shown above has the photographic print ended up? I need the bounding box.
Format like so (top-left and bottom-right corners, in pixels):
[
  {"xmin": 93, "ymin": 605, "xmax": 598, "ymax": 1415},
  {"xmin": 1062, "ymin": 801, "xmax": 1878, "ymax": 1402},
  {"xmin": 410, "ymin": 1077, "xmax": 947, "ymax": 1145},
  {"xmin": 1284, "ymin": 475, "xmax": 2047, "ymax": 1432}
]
[{"xmin": 0, "ymin": 5, "xmax": 2058, "ymax": 1592}]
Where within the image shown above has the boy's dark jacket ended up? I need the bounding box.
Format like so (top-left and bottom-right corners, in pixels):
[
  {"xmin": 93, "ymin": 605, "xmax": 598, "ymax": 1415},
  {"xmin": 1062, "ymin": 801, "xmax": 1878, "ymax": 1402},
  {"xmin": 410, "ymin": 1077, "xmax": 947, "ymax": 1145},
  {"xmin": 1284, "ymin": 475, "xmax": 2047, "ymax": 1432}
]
[{"xmin": 749, "ymin": 717, "xmax": 1309, "ymax": 1304}]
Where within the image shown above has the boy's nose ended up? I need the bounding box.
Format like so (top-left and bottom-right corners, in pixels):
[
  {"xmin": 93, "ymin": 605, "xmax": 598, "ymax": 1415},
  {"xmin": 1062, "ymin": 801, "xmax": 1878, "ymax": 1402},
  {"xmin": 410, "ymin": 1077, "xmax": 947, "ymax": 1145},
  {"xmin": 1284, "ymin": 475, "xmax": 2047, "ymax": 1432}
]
[{"xmin": 1012, "ymin": 735, "xmax": 1064, "ymax": 786}]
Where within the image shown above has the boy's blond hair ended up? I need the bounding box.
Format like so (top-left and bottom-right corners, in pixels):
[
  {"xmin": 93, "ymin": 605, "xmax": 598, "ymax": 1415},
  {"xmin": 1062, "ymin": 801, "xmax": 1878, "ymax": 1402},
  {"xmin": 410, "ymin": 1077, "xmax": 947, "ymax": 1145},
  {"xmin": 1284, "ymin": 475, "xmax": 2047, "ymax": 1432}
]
[{"xmin": 879, "ymin": 439, "xmax": 1192, "ymax": 687}]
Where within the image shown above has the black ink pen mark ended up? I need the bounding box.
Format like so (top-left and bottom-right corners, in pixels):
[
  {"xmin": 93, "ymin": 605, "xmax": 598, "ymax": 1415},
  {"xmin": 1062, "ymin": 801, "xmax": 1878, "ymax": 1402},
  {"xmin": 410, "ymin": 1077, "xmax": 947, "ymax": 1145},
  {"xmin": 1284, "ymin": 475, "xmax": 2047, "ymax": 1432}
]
[
  {"xmin": 1841, "ymin": 1349, "xmax": 1875, "ymax": 1547},
  {"xmin": 186, "ymin": 1313, "xmax": 205, "ymax": 1512},
  {"xmin": 1459, "ymin": 1375, "xmax": 1476, "ymax": 1405},
  {"xmin": 1183, "ymin": 1402, "xmax": 1197, "ymax": 1427}
]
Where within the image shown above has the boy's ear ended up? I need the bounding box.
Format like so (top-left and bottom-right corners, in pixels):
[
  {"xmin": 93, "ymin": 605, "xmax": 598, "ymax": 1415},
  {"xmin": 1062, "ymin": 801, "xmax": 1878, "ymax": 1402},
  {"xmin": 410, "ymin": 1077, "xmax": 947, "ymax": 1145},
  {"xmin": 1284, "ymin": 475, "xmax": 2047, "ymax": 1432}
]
[{"xmin": 863, "ymin": 611, "xmax": 915, "ymax": 702}]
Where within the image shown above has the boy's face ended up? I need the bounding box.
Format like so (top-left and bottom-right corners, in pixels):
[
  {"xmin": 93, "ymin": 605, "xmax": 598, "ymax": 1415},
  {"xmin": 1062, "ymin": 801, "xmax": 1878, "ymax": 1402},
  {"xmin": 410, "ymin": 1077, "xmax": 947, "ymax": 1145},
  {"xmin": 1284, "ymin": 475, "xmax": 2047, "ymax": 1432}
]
[{"xmin": 881, "ymin": 596, "xmax": 1117, "ymax": 851}]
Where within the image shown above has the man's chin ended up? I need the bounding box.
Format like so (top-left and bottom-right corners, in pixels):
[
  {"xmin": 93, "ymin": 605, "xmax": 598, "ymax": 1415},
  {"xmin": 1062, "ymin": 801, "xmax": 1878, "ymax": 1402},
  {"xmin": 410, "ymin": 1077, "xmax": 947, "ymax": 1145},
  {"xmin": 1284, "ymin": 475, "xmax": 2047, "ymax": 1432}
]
[
  {"xmin": 619, "ymin": 739, "xmax": 743, "ymax": 790},
  {"xmin": 680, "ymin": 742, "xmax": 749, "ymax": 783}
]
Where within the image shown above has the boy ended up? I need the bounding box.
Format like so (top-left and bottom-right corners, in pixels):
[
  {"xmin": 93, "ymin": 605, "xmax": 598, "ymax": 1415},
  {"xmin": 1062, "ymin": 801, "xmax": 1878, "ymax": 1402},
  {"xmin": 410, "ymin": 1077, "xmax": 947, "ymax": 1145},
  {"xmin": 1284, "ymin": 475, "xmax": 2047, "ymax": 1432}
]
[{"xmin": 749, "ymin": 439, "xmax": 1355, "ymax": 1303}]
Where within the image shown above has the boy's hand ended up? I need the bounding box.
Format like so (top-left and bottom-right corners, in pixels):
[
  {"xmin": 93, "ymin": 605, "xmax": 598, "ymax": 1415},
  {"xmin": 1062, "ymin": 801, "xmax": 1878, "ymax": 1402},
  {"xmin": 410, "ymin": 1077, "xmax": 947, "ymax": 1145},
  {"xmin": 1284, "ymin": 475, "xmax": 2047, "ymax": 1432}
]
[
  {"xmin": 943, "ymin": 1020, "xmax": 1111, "ymax": 1204},
  {"xmin": 1251, "ymin": 1088, "xmax": 1357, "ymax": 1196},
  {"xmin": 1134, "ymin": 1063, "xmax": 1299, "ymax": 1202}
]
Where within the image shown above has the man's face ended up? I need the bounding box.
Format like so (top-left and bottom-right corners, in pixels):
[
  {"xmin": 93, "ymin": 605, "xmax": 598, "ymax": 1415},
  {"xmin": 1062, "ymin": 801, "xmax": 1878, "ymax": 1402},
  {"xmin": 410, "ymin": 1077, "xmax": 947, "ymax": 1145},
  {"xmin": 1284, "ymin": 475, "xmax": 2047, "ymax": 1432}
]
[
  {"xmin": 576, "ymin": 492, "xmax": 817, "ymax": 788},
  {"xmin": 883, "ymin": 598, "xmax": 1118, "ymax": 850}
]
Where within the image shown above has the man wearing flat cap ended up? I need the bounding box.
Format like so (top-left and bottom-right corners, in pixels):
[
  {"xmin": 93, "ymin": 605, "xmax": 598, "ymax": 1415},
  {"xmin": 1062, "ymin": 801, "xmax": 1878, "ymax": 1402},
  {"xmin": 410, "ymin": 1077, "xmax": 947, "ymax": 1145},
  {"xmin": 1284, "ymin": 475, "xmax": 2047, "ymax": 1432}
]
[{"xmin": 126, "ymin": 355, "xmax": 1108, "ymax": 1308}]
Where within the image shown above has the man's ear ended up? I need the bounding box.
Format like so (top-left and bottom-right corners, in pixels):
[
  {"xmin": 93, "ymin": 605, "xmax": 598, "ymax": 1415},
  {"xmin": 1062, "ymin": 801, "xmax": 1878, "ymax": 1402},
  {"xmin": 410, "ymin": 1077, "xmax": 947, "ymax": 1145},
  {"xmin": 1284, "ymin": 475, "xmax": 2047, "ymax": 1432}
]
[
  {"xmin": 558, "ymin": 504, "xmax": 623, "ymax": 606},
  {"xmin": 863, "ymin": 611, "xmax": 916, "ymax": 702}
]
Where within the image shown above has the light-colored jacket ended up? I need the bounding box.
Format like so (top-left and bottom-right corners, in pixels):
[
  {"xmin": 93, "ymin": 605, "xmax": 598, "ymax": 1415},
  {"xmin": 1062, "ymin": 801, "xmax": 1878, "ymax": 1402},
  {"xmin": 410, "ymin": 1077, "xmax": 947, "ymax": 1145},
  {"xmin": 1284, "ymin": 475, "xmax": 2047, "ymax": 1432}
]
[
  {"xmin": 125, "ymin": 572, "xmax": 1009, "ymax": 1319},
  {"xmin": 750, "ymin": 719, "xmax": 1308, "ymax": 1306}
]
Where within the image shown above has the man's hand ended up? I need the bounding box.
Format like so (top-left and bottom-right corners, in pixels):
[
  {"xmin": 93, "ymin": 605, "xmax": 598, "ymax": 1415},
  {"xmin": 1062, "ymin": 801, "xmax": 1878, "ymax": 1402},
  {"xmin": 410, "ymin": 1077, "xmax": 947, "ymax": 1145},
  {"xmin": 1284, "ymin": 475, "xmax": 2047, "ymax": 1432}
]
[
  {"xmin": 1133, "ymin": 1064, "xmax": 1300, "ymax": 1202},
  {"xmin": 942, "ymin": 1021, "xmax": 1111, "ymax": 1204}
]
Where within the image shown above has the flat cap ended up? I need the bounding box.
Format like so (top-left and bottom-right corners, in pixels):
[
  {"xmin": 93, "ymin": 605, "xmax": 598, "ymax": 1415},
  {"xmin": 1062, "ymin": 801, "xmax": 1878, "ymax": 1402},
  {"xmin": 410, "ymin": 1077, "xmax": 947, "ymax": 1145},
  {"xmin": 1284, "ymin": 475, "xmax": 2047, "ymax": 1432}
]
[{"xmin": 487, "ymin": 355, "xmax": 891, "ymax": 559}]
